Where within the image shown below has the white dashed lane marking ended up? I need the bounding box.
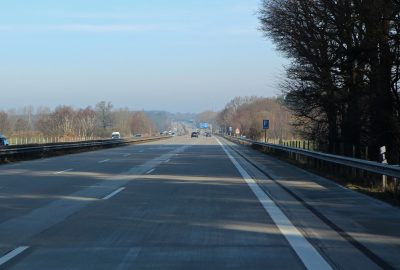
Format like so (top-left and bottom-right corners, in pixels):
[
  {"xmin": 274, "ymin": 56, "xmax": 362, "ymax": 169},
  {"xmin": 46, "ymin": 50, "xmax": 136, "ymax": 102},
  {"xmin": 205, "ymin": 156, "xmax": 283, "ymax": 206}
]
[
  {"xmin": 102, "ymin": 187, "xmax": 126, "ymax": 200},
  {"xmin": 146, "ymin": 168, "xmax": 155, "ymax": 174},
  {"xmin": 54, "ymin": 169, "xmax": 73, "ymax": 175},
  {"xmin": 0, "ymin": 246, "xmax": 29, "ymax": 266}
]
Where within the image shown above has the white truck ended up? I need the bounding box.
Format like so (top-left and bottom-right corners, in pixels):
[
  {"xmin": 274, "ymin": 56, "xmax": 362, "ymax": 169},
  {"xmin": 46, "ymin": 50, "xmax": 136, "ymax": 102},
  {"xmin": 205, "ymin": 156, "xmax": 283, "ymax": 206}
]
[{"xmin": 111, "ymin": 132, "xmax": 121, "ymax": 139}]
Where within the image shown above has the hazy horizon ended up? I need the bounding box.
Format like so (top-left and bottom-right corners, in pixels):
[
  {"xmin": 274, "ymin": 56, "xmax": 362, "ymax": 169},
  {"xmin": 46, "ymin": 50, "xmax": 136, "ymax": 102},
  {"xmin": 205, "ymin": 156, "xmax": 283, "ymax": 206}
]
[{"xmin": 0, "ymin": 0, "xmax": 286, "ymax": 113}]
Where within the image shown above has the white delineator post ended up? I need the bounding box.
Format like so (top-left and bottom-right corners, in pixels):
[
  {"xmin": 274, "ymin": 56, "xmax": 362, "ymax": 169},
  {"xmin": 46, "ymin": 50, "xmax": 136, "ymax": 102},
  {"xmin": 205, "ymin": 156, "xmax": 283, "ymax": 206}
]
[{"xmin": 380, "ymin": 146, "xmax": 388, "ymax": 191}]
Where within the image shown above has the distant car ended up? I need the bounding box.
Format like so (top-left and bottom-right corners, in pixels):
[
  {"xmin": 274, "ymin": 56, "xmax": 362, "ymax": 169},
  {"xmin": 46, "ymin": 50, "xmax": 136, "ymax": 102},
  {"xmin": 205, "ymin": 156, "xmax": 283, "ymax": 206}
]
[
  {"xmin": 205, "ymin": 132, "xmax": 212, "ymax": 137},
  {"xmin": 111, "ymin": 132, "xmax": 121, "ymax": 139},
  {"xmin": 0, "ymin": 135, "xmax": 9, "ymax": 148},
  {"xmin": 133, "ymin": 134, "xmax": 142, "ymax": 138},
  {"xmin": 191, "ymin": 132, "xmax": 198, "ymax": 138}
]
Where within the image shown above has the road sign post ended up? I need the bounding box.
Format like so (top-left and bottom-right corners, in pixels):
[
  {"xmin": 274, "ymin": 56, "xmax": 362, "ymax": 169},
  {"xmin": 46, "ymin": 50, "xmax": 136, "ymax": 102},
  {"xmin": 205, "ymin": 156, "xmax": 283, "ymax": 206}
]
[{"xmin": 263, "ymin": 120, "xmax": 269, "ymax": 143}]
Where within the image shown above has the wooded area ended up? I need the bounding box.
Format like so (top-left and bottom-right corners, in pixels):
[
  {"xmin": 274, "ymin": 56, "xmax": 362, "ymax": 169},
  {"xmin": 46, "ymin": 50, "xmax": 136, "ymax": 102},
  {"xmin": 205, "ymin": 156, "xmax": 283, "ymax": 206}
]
[
  {"xmin": 259, "ymin": 0, "xmax": 400, "ymax": 163},
  {"xmin": 0, "ymin": 102, "xmax": 160, "ymax": 139},
  {"xmin": 217, "ymin": 96, "xmax": 295, "ymax": 140}
]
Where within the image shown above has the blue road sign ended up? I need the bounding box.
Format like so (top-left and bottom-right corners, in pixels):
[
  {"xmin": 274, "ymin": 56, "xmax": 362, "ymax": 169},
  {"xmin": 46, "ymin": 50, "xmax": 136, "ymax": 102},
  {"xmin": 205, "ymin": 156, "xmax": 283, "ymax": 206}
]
[
  {"xmin": 263, "ymin": 119, "xmax": 270, "ymax": 129},
  {"xmin": 199, "ymin": 122, "xmax": 209, "ymax": 129}
]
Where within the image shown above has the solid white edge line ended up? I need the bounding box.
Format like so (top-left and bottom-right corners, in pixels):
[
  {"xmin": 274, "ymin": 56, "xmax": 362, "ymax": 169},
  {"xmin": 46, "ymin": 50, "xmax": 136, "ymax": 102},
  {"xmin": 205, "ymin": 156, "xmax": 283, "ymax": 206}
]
[
  {"xmin": 98, "ymin": 159, "xmax": 110, "ymax": 163},
  {"xmin": 54, "ymin": 168, "xmax": 73, "ymax": 174},
  {"xmin": 0, "ymin": 246, "xmax": 29, "ymax": 266},
  {"xmin": 216, "ymin": 138, "xmax": 332, "ymax": 270},
  {"xmin": 165, "ymin": 159, "xmax": 170, "ymax": 163},
  {"xmin": 102, "ymin": 187, "xmax": 126, "ymax": 200},
  {"xmin": 146, "ymin": 168, "xmax": 155, "ymax": 174}
]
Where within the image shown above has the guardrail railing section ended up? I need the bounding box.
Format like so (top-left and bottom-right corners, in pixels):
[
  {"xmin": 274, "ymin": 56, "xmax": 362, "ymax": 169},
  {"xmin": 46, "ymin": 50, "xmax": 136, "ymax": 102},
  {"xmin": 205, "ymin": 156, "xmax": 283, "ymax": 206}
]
[{"xmin": 226, "ymin": 136, "xmax": 400, "ymax": 195}]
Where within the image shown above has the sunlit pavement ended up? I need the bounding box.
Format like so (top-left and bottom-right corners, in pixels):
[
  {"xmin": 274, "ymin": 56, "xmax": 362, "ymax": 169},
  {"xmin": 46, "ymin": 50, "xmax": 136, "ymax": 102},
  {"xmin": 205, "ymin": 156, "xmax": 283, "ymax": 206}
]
[{"xmin": 0, "ymin": 135, "xmax": 399, "ymax": 269}]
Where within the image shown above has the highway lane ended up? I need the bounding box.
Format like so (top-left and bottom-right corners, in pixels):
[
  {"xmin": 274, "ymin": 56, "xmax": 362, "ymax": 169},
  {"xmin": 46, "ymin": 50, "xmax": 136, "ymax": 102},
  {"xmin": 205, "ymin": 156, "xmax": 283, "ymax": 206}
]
[
  {"xmin": 0, "ymin": 138, "xmax": 188, "ymax": 223},
  {"xmin": 0, "ymin": 137, "xmax": 192, "ymax": 254},
  {"xmin": 0, "ymin": 135, "xmax": 399, "ymax": 269}
]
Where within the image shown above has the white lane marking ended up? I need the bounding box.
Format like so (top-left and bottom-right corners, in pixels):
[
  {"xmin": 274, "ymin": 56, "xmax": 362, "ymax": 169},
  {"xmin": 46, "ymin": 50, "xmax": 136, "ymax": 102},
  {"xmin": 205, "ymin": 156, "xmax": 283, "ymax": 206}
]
[
  {"xmin": 0, "ymin": 246, "xmax": 29, "ymax": 266},
  {"xmin": 98, "ymin": 159, "xmax": 110, "ymax": 163},
  {"xmin": 54, "ymin": 168, "xmax": 73, "ymax": 174},
  {"xmin": 165, "ymin": 159, "xmax": 170, "ymax": 163},
  {"xmin": 117, "ymin": 248, "xmax": 141, "ymax": 270},
  {"xmin": 102, "ymin": 187, "xmax": 126, "ymax": 200},
  {"xmin": 139, "ymin": 150, "xmax": 144, "ymax": 153},
  {"xmin": 146, "ymin": 168, "xmax": 155, "ymax": 174},
  {"xmin": 123, "ymin": 154, "xmax": 131, "ymax": 157},
  {"xmin": 216, "ymin": 138, "xmax": 332, "ymax": 270}
]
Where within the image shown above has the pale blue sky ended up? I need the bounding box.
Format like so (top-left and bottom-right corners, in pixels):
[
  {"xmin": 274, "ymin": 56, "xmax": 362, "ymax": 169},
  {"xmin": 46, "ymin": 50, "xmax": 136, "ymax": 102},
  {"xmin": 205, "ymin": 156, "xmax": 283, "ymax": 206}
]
[{"xmin": 0, "ymin": 0, "xmax": 286, "ymax": 113}]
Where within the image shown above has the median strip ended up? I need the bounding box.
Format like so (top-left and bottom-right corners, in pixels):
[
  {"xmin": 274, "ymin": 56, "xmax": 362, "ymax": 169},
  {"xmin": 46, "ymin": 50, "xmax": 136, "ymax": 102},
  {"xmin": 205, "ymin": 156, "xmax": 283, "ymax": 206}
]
[{"xmin": 0, "ymin": 246, "xmax": 29, "ymax": 266}]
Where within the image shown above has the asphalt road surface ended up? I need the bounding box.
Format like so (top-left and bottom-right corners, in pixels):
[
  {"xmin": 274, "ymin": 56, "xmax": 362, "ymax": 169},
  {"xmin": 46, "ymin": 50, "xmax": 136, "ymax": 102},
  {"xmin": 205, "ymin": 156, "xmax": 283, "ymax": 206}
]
[{"xmin": 0, "ymin": 135, "xmax": 399, "ymax": 269}]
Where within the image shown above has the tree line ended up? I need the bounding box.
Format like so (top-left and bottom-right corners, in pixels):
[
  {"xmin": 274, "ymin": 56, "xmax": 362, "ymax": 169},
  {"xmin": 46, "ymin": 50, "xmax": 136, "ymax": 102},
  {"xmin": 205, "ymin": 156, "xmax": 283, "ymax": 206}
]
[
  {"xmin": 217, "ymin": 96, "xmax": 295, "ymax": 140},
  {"xmin": 0, "ymin": 101, "xmax": 158, "ymax": 138},
  {"xmin": 259, "ymin": 0, "xmax": 400, "ymax": 162}
]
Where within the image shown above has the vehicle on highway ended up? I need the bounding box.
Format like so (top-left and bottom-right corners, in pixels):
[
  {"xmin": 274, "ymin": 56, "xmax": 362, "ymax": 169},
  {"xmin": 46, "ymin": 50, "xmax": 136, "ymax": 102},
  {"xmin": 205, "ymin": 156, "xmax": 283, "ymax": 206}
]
[
  {"xmin": 205, "ymin": 132, "xmax": 212, "ymax": 137},
  {"xmin": 133, "ymin": 133, "xmax": 142, "ymax": 138},
  {"xmin": 111, "ymin": 132, "xmax": 121, "ymax": 139},
  {"xmin": 0, "ymin": 134, "xmax": 9, "ymax": 148},
  {"xmin": 191, "ymin": 132, "xmax": 198, "ymax": 138}
]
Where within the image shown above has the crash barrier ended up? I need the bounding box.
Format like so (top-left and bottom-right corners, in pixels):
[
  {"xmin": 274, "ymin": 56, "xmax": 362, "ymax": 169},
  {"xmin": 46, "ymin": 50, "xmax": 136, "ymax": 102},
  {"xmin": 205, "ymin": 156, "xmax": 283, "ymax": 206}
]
[
  {"xmin": 226, "ymin": 136, "xmax": 400, "ymax": 193},
  {"xmin": 0, "ymin": 136, "xmax": 170, "ymax": 163}
]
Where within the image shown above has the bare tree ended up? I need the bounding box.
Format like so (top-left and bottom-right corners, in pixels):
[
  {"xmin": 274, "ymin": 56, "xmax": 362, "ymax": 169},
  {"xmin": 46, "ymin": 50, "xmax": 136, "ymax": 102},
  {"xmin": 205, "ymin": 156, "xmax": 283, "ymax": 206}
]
[
  {"xmin": 0, "ymin": 111, "xmax": 12, "ymax": 136},
  {"xmin": 96, "ymin": 101, "xmax": 113, "ymax": 130},
  {"xmin": 75, "ymin": 107, "xmax": 97, "ymax": 137},
  {"xmin": 14, "ymin": 118, "xmax": 30, "ymax": 135},
  {"xmin": 130, "ymin": 111, "xmax": 156, "ymax": 135},
  {"xmin": 217, "ymin": 96, "xmax": 294, "ymax": 140},
  {"xmin": 112, "ymin": 108, "xmax": 133, "ymax": 137}
]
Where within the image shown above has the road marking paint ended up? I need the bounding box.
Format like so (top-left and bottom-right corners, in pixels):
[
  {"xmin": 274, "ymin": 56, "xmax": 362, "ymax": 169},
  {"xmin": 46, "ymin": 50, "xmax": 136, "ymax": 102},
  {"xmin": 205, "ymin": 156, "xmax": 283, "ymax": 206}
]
[
  {"xmin": 216, "ymin": 138, "xmax": 332, "ymax": 270},
  {"xmin": 0, "ymin": 246, "xmax": 29, "ymax": 266},
  {"xmin": 98, "ymin": 159, "xmax": 110, "ymax": 163},
  {"xmin": 54, "ymin": 168, "xmax": 73, "ymax": 174},
  {"xmin": 117, "ymin": 248, "xmax": 141, "ymax": 270},
  {"xmin": 102, "ymin": 187, "xmax": 125, "ymax": 200},
  {"xmin": 165, "ymin": 159, "xmax": 170, "ymax": 163},
  {"xmin": 146, "ymin": 168, "xmax": 155, "ymax": 174},
  {"xmin": 139, "ymin": 150, "xmax": 144, "ymax": 153},
  {"xmin": 123, "ymin": 154, "xmax": 131, "ymax": 157}
]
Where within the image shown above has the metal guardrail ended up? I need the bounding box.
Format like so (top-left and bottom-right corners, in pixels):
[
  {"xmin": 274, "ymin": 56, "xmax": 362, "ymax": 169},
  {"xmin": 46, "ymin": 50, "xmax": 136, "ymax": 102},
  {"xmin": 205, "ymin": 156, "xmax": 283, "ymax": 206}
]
[
  {"xmin": 229, "ymin": 136, "xmax": 400, "ymax": 178},
  {"xmin": 0, "ymin": 136, "xmax": 169, "ymax": 159}
]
